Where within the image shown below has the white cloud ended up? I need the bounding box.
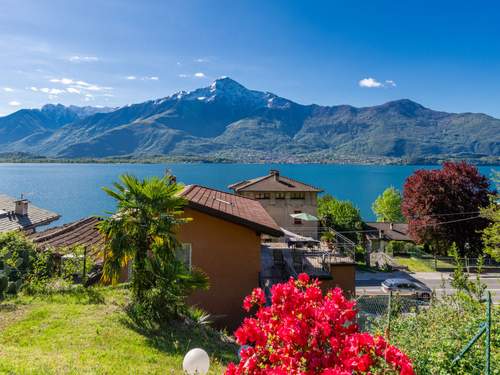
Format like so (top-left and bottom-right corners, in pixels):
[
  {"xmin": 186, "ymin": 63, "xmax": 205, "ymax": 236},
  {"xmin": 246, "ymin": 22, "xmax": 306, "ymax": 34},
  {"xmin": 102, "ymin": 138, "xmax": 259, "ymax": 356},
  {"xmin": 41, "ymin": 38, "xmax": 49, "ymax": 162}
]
[
  {"xmin": 126, "ymin": 75, "xmax": 159, "ymax": 81},
  {"xmin": 359, "ymin": 77, "xmax": 396, "ymax": 88},
  {"xmin": 66, "ymin": 87, "xmax": 81, "ymax": 94},
  {"xmin": 50, "ymin": 78, "xmax": 74, "ymax": 85},
  {"xmin": 194, "ymin": 57, "xmax": 210, "ymax": 63},
  {"xmin": 68, "ymin": 55, "xmax": 99, "ymax": 63},
  {"xmin": 179, "ymin": 72, "xmax": 207, "ymax": 79},
  {"xmin": 38, "ymin": 88, "xmax": 64, "ymax": 94},
  {"xmin": 359, "ymin": 77, "xmax": 383, "ymax": 88},
  {"xmin": 3, "ymin": 87, "xmax": 14, "ymax": 92},
  {"xmin": 49, "ymin": 77, "xmax": 112, "ymax": 93},
  {"xmin": 8, "ymin": 101, "xmax": 21, "ymax": 106},
  {"xmin": 29, "ymin": 86, "xmax": 38, "ymax": 92},
  {"xmin": 84, "ymin": 93, "xmax": 94, "ymax": 102}
]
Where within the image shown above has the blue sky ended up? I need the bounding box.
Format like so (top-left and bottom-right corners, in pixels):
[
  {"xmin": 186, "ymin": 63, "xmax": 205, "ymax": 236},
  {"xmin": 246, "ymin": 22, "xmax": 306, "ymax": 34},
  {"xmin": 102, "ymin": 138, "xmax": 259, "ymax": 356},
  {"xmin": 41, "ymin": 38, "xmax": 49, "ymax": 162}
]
[{"xmin": 1, "ymin": 0, "xmax": 500, "ymax": 116}]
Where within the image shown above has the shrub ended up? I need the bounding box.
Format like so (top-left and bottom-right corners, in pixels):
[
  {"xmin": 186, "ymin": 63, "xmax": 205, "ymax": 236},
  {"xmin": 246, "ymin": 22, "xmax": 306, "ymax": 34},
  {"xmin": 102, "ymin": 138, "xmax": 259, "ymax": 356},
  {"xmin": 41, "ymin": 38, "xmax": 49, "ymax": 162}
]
[
  {"xmin": 372, "ymin": 294, "xmax": 499, "ymax": 374},
  {"xmin": 0, "ymin": 272, "xmax": 8, "ymax": 298},
  {"xmin": 129, "ymin": 253, "xmax": 209, "ymax": 328},
  {"xmin": 226, "ymin": 274, "xmax": 414, "ymax": 374},
  {"xmin": 0, "ymin": 231, "xmax": 39, "ymax": 295}
]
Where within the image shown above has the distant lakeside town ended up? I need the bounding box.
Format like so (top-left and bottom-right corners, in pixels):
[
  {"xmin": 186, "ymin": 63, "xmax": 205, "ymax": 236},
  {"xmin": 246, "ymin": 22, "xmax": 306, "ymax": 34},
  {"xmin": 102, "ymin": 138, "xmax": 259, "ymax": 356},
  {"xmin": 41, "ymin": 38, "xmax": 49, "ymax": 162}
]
[{"xmin": 0, "ymin": 151, "xmax": 498, "ymax": 166}]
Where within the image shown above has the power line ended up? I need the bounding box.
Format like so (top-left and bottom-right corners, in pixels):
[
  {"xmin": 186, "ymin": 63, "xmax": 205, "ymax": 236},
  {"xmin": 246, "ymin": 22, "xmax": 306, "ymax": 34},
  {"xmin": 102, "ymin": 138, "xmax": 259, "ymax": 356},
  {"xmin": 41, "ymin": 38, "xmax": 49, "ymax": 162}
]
[{"xmin": 280, "ymin": 215, "xmax": 483, "ymax": 235}]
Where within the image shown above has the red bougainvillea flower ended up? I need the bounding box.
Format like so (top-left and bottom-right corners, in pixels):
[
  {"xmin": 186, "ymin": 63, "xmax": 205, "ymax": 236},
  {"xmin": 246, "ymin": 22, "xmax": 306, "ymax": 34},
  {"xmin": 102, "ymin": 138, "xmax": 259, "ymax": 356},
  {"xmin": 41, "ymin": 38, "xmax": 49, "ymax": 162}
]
[{"xmin": 226, "ymin": 273, "xmax": 414, "ymax": 375}]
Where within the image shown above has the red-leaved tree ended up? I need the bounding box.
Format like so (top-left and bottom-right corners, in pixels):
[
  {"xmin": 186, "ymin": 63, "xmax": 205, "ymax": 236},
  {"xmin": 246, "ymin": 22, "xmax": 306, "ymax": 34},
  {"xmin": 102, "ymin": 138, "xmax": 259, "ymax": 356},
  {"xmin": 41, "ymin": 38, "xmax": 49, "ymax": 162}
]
[
  {"xmin": 226, "ymin": 274, "xmax": 414, "ymax": 375},
  {"xmin": 401, "ymin": 161, "xmax": 492, "ymax": 256}
]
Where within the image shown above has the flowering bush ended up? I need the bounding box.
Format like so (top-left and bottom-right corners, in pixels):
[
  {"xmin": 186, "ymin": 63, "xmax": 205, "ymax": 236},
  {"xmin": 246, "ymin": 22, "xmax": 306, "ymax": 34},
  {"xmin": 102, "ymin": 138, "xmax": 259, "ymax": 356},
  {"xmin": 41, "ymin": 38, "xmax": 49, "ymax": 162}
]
[{"xmin": 226, "ymin": 273, "xmax": 414, "ymax": 375}]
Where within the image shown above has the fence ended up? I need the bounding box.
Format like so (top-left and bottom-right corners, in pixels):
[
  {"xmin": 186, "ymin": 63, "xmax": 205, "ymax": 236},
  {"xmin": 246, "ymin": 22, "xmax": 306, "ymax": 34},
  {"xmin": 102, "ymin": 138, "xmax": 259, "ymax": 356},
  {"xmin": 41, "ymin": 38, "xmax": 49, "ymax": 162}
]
[{"xmin": 356, "ymin": 292, "xmax": 430, "ymax": 332}]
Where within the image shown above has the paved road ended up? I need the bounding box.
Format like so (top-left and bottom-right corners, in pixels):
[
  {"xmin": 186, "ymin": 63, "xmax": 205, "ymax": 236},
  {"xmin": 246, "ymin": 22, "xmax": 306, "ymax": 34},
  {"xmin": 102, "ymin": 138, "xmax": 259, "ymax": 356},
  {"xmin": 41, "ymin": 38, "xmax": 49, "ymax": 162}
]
[{"xmin": 356, "ymin": 270, "xmax": 500, "ymax": 303}]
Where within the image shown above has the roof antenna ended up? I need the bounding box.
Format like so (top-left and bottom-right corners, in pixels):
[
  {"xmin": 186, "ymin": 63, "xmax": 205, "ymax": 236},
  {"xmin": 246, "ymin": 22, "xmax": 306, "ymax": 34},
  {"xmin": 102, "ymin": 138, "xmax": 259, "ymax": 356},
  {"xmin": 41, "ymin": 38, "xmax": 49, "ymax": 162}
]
[{"xmin": 165, "ymin": 169, "xmax": 177, "ymax": 185}]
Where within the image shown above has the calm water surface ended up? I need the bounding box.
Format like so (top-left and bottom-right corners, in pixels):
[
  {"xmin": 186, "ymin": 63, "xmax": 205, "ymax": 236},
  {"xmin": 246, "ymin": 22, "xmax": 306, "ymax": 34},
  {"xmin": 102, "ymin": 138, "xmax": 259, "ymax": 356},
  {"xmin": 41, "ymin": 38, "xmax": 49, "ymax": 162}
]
[{"xmin": 0, "ymin": 163, "xmax": 495, "ymax": 226}]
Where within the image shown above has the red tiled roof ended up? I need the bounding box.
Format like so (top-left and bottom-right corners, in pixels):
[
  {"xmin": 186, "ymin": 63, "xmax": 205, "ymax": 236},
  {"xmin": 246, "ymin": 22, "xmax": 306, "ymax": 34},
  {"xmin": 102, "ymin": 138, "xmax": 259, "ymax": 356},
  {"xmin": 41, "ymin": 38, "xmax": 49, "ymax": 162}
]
[
  {"xmin": 29, "ymin": 217, "xmax": 104, "ymax": 255},
  {"xmin": 228, "ymin": 170, "xmax": 322, "ymax": 193},
  {"xmin": 180, "ymin": 185, "xmax": 283, "ymax": 237}
]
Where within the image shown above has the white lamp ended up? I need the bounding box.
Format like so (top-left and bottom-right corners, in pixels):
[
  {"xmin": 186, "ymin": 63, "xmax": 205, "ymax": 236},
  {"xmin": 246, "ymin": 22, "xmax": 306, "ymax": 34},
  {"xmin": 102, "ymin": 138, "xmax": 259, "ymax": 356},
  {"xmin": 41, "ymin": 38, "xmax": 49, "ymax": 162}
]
[{"xmin": 183, "ymin": 348, "xmax": 210, "ymax": 374}]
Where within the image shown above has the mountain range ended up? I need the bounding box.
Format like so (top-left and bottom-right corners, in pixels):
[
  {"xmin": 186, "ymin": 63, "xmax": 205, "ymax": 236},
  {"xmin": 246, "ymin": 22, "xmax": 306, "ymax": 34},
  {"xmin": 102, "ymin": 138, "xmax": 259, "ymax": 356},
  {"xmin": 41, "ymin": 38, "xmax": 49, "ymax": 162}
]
[{"xmin": 1, "ymin": 77, "xmax": 499, "ymax": 163}]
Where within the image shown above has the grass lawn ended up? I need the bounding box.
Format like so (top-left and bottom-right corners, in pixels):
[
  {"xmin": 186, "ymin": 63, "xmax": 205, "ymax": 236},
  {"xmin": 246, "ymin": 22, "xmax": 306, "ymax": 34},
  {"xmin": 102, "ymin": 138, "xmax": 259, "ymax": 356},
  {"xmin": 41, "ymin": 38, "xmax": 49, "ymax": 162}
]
[
  {"xmin": 0, "ymin": 286, "xmax": 237, "ymax": 374},
  {"xmin": 394, "ymin": 256, "xmax": 456, "ymax": 272}
]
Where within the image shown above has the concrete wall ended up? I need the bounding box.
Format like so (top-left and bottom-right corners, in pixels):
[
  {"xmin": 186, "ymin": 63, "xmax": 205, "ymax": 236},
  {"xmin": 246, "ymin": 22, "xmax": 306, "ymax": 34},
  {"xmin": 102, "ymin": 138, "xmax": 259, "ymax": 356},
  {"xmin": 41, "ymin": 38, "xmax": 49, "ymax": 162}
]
[
  {"xmin": 320, "ymin": 264, "xmax": 356, "ymax": 298},
  {"xmin": 240, "ymin": 191, "xmax": 319, "ymax": 239},
  {"xmin": 177, "ymin": 208, "xmax": 261, "ymax": 330}
]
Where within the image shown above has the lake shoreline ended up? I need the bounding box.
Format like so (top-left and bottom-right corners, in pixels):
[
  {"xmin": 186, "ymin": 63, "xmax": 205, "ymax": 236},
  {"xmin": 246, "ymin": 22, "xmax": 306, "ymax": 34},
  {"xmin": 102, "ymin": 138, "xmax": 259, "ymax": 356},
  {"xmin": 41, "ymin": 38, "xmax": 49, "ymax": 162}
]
[
  {"xmin": 0, "ymin": 157, "xmax": 498, "ymax": 166},
  {"xmin": 0, "ymin": 164, "xmax": 495, "ymax": 227}
]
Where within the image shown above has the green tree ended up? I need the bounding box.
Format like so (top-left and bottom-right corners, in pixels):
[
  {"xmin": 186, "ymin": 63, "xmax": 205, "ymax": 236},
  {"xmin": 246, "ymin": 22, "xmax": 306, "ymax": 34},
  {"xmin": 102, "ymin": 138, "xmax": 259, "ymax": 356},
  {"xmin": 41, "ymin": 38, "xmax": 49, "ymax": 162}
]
[
  {"xmin": 481, "ymin": 171, "xmax": 499, "ymax": 261},
  {"xmin": 372, "ymin": 187, "xmax": 404, "ymax": 222},
  {"xmin": 318, "ymin": 195, "xmax": 363, "ymax": 242},
  {"xmin": 98, "ymin": 174, "xmax": 208, "ymax": 320}
]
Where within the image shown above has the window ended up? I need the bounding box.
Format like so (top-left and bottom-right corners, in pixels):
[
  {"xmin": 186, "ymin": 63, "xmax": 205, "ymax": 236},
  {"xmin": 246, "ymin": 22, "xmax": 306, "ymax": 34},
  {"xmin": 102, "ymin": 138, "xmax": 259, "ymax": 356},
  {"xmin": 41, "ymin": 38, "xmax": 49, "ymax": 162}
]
[
  {"xmin": 175, "ymin": 243, "xmax": 192, "ymax": 271},
  {"xmin": 275, "ymin": 192, "xmax": 286, "ymax": 200},
  {"xmin": 255, "ymin": 192, "xmax": 270, "ymax": 200},
  {"xmin": 294, "ymin": 210, "xmax": 302, "ymax": 225},
  {"xmin": 290, "ymin": 192, "xmax": 305, "ymax": 200}
]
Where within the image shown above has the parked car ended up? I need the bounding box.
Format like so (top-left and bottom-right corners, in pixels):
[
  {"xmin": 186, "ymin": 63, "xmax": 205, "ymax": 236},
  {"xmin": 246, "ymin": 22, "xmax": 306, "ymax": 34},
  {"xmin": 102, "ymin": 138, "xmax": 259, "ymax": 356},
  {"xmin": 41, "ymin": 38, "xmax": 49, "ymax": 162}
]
[{"xmin": 381, "ymin": 278, "xmax": 432, "ymax": 300}]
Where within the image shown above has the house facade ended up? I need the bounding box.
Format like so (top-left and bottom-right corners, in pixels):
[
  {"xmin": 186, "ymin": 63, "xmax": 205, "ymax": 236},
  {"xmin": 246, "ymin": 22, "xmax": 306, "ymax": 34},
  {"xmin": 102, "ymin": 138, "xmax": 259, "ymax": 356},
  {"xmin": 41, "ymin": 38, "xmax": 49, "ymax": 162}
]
[
  {"xmin": 177, "ymin": 184, "xmax": 282, "ymax": 329},
  {"xmin": 31, "ymin": 185, "xmax": 283, "ymax": 329},
  {"xmin": 229, "ymin": 170, "xmax": 322, "ymax": 239},
  {"xmin": 365, "ymin": 222, "xmax": 413, "ymax": 252}
]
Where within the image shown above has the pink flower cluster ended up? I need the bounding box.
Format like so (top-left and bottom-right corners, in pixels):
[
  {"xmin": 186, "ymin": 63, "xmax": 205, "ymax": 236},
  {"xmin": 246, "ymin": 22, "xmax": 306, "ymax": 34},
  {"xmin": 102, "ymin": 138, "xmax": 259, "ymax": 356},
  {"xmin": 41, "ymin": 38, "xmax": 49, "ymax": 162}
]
[{"xmin": 226, "ymin": 273, "xmax": 414, "ymax": 375}]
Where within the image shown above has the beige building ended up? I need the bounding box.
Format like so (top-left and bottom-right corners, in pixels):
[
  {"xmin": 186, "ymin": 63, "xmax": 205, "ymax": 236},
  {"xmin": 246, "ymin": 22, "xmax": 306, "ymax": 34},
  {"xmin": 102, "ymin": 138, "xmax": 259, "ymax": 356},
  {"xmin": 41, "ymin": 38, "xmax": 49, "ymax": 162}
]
[{"xmin": 229, "ymin": 170, "xmax": 322, "ymax": 239}]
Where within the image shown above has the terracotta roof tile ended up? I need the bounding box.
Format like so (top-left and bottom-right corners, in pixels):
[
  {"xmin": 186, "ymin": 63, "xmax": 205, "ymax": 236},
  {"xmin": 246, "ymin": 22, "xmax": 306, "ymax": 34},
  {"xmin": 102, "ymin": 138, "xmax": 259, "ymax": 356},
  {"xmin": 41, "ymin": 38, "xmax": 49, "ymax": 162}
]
[
  {"xmin": 29, "ymin": 216, "xmax": 104, "ymax": 257},
  {"xmin": 180, "ymin": 185, "xmax": 283, "ymax": 237},
  {"xmin": 228, "ymin": 171, "xmax": 323, "ymax": 193}
]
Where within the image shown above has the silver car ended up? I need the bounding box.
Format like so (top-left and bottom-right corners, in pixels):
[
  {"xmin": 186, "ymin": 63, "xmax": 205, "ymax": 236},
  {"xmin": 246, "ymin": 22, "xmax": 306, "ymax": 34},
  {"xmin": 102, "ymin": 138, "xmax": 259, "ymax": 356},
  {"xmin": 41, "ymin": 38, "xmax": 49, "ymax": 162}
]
[{"xmin": 381, "ymin": 278, "xmax": 432, "ymax": 300}]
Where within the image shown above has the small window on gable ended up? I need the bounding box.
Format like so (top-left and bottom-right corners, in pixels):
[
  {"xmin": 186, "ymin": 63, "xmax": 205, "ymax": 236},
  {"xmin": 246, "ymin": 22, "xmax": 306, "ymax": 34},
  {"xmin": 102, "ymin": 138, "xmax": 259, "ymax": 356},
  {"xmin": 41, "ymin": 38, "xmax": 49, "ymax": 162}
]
[
  {"xmin": 255, "ymin": 192, "xmax": 270, "ymax": 199},
  {"xmin": 290, "ymin": 192, "xmax": 305, "ymax": 200},
  {"xmin": 275, "ymin": 192, "xmax": 286, "ymax": 200},
  {"xmin": 175, "ymin": 243, "xmax": 192, "ymax": 271}
]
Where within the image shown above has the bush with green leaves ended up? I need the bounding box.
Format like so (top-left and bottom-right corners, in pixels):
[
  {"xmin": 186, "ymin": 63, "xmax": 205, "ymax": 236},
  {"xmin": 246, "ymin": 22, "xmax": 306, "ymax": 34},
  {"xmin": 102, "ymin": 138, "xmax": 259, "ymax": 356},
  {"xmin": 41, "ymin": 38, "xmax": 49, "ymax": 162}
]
[
  {"xmin": 128, "ymin": 253, "xmax": 209, "ymax": 328},
  {"xmin": 318, "ymin": 194, "xmax": 363, "ymax": 242},
  {"xmin": 371, "ymin": 294, "xmax": 498, "ymax": 374},
  {"xmin": 60, "ymin": 245, "xmax": 94, "ymax": 283},
  {"xmin": 0, "ymin": 231, "xmax": 37, "ymax": 296}
]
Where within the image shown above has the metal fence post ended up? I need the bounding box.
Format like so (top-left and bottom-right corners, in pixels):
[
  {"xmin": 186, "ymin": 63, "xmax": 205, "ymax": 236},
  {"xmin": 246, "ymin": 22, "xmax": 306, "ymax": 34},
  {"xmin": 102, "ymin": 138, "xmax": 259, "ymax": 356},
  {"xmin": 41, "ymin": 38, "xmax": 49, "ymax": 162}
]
[
  {"xmin": 486, "ymin": 291, "xmax": 491, "ymax": 375},
  {"xmin": 385, "ymin": 290, "xmax": 392, "ymax": 341}
]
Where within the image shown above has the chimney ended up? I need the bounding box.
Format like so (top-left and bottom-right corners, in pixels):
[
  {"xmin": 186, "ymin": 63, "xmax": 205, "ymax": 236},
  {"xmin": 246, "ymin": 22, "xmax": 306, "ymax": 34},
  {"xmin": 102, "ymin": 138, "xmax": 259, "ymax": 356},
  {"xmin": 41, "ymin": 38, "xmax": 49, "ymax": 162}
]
[
  {"xmin": 389, "ymin": 223, "xmax": 394, "ymax": 231},
  {"xmin": 270, "ymin": 169, "xmax": 280, "ymax": 181},
  {"xmin": 14, "ymin": 199, "xmax": 29, "ymax": 216}
]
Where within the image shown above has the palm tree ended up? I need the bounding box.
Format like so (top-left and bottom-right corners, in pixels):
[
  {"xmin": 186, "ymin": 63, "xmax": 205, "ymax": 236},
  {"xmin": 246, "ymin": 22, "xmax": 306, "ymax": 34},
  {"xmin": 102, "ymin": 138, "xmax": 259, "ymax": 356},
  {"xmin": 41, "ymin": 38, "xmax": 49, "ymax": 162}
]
[{"xmin": 98, "ymin": 174, "xmax": 189, "ymax": 301}]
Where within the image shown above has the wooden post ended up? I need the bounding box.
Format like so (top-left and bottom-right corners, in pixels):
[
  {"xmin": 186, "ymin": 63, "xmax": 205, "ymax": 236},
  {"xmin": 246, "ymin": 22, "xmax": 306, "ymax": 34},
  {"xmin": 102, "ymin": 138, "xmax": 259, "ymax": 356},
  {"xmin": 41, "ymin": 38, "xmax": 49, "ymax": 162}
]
[{"xmin": 82, "ymin": 246, "xmax": 87, "ymax": 285}]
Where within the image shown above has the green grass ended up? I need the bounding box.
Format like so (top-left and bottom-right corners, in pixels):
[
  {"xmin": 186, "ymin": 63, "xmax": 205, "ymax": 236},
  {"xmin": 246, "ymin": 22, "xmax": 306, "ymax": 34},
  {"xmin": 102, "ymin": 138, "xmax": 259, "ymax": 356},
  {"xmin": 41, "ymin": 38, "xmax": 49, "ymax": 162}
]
[
  {"xmin": 0, "ymin": 286, "xmax": 237, "ymax": 374},
  {"xmin": 394, "ymin": 256, "xmax": 435, "ymax": 272},
  {"xmin": 394, "ymin": 256, "xmax": 456, "ymax": 272}
]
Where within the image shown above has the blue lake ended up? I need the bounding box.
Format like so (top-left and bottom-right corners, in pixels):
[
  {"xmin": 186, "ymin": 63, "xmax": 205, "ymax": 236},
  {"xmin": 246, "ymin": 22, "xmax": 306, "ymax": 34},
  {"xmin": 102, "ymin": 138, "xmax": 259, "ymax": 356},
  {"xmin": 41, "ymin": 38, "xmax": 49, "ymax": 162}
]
[{"xmin": 0, "ymin": 163, "xmax": 496, "ymax": 226}]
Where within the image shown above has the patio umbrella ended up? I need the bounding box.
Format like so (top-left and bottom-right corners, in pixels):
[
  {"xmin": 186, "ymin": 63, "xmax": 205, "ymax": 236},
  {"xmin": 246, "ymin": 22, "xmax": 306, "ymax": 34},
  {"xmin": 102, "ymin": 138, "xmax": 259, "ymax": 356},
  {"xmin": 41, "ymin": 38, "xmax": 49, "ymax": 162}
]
[{"xmin": 290, "ymin": 212, "xmax": 319, "ymax": 221}]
